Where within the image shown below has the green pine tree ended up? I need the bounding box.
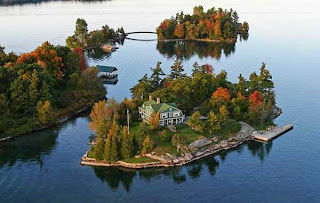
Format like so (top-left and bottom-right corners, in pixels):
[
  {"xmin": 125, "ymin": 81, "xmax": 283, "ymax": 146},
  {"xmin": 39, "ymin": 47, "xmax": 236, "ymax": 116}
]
[
  {"xmin": 28, "ymin": 69, "xmax": 39, "ymax": 117},
  {"xmin": 121, "ymin": 126, "xmax": 134, "ymax": 159}
]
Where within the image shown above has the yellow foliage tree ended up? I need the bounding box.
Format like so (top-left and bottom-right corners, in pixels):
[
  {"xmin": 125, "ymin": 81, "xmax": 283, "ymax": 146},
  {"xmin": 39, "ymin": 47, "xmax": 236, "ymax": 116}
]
[
  {"xmin": 89, "ymin": 100, "xmax": 108, "ymax": 132},
  {"xmin": 36, "ymin": 100, "xmax": 52, "ymax": 124}
]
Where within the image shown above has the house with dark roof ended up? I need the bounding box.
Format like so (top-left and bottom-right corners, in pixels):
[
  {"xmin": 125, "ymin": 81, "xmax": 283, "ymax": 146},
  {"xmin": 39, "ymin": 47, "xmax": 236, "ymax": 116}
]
[{"xmin": 138, "ymin": 96, "xmax": 185, "ymax": 126}]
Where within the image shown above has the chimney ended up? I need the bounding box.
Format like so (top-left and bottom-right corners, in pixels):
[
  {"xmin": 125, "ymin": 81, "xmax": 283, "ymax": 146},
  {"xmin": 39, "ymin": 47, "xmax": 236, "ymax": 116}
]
[
  {"xmin": 157, "ymin": 97, "xmax": 161, "ymax": 104},
  {"xmin": 149, "ymin": 95, "xmax": 152, "ymax": 101}
]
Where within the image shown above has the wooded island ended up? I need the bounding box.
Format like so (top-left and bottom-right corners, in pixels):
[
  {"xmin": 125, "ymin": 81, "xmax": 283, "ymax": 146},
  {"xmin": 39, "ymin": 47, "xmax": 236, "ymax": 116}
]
[
  {"xmin": 83, "ymin": 60, "xmax": 278, "ymax": 167},
  {"xmin": 157, "ymin": 6, "xmax": 249, "ymax": 42}
]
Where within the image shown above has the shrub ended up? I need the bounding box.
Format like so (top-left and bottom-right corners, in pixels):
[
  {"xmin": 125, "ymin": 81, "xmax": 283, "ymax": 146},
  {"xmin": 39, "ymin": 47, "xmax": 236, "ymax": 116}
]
[{"xmin": 160, "ymin": 130, "xmax": 171, "ymax": 142}]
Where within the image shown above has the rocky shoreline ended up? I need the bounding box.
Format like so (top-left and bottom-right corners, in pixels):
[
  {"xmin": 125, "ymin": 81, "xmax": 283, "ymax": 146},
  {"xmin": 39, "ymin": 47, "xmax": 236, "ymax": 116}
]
[{"xmin": 81, "ymin": 121, "xmax": 255, "ymax": 169}]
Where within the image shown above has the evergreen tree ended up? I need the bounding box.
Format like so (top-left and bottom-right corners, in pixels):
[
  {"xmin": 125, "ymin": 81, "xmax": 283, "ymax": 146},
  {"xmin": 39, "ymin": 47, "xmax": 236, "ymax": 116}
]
[
  {"xmin": 10, "ymin": 77, "xmax": 28, "ymax": 114},
  {"xmin": 233, "ymin": 106, "xmax": 242, "ymax": 121},
  {"xmin": 150, "ymin": 62, "xmax": 165, "ymax": 90},
  {"xmin": 93, "ymin": 137, "xmax": 105, "ymax": 160},
  {"xmin": 0, "ymin": 93, "xmax": 9, "ymax": 115},
  {"xmin": 192, "ymin": 62, "xmax": 200, "ymax": 76},
  {"xmin": 121, "ymin": 126, "xmax": 134, "ymax": 159},
  {"xmin": 236, "ymin": 74, "xmax": 247, "ymax": 95},
  {"xmin": 206, "ymin": 111, "xmax": 220, "ymax": 134},
  {"xmin": 169, "ymin": 59, "xmax": 185, "ymax": 79},
  {"xmin": 40, "ymin": 81, "xmax": 51, "ymax": 102},
  {"xmin": 104, "ymin": 134, "xmax": 112, "ymax": 162},
  {"xmin": 28, "ymin": 69, "xmax": 39, "ymax": 117}
]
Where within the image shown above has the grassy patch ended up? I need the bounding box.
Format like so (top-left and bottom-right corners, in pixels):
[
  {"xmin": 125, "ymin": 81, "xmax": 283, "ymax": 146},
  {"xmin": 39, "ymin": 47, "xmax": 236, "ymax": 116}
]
[
  {"xmin": 175, "ymin": 124, "xmax": 204, "ymax": 144},
  {"xmin": 209, "ymin": 120, "xmax": 241, "ymax": 139},
  {"xmin": 122, "ymin": 156, "xmax": 157, "ymax": 163}
]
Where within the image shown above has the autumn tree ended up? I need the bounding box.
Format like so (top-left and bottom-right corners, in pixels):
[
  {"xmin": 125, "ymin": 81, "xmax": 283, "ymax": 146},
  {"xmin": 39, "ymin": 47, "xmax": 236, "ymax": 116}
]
[
  {"xmin": 89, "ymin": 100, "xmax": 108, "ymax": 132},
  {"xmin": 206, "ymin": 111, "xmax": 220, "ymax": 134},
  {"xmin": 36, "ymin": 100, "xmax": 52, "ymax": 124},
  {"xmin": 152, "ymin": 112, "xmax": 160, "ymax": 129},
  {"xmin": 141, "ymin": 136, "xmax": 154, "ymax": 155},
  {"xmin": 248, "ymin": 90, "xmax": 264, "ymax": 123},
  {"xmin": 73, "ymin": 47, "xmax": 86, "ymax": 71},
  {"xmin": 187, "ymin": 111, "xmax": 204, "ymax": 132},
  {"xmin": 218, "ymin": 105, "xmax": 229, "ymax": 123},
  {"xmin": 173, "ymin": 24, "xmax": 185, "ymax": 38}
]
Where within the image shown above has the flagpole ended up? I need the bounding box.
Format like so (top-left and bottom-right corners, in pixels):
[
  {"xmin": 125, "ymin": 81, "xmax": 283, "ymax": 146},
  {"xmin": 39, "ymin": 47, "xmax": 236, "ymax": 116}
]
[{"xmin": 127, "ymin": 108, "xmax": 130, "ymax": 134}]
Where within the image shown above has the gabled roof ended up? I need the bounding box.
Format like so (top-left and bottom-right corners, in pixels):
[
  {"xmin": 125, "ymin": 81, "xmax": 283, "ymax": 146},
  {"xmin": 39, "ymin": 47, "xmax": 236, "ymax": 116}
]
[
  {"xmin": 97, "ymin": 65, "xmax": 117, "ymax": 73},
  {"xmin": 142, "ymin": 99, "xmax": 180, "ymax": 113}
]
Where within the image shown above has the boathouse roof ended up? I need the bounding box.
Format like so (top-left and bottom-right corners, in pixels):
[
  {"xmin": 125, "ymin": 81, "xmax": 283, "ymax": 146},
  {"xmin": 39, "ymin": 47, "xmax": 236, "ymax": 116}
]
[{"xmin": 97, "ymin": 65, "xmax": 117, "ymax": 73}]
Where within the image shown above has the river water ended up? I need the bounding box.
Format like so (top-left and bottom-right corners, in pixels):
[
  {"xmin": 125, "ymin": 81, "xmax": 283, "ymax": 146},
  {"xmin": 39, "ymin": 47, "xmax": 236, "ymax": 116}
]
[{"xmin": 0, "ymin": 0, "xmax": 320, "ymax": 202}]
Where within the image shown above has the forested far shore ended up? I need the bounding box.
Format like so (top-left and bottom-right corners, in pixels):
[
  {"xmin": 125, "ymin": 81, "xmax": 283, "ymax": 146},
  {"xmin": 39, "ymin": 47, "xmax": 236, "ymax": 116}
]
[
  {"xmin": 0, "ymin": 43, "xmax": 106, "ymax": 138},
  {"xmin": 157, "ymin": 6, "xmax": 249, "ymax": 42}
]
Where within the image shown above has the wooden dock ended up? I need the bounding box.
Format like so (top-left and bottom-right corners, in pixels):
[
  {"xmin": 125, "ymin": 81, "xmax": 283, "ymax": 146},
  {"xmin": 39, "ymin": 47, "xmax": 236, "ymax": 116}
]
[{"xmin": 252, "ymin": 123, "xmax": 294, "ymax": 142}]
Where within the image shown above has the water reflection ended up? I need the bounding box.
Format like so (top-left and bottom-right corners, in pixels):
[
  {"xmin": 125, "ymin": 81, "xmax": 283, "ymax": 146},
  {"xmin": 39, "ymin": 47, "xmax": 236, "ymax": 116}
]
[
  {"xmin": 157, "ymin": 41, "xmax": 236, "ymax": 60},
  {"xmin": 0, "ymin": 129, "xmax": 58, "ymax": 168},
  {"xmin": 91, "ymin": 140, "xmax": 273, "ymax": 191},
  {"xmin": 247, "ymin": 140, "xmax": 273, "ymax": 163}
]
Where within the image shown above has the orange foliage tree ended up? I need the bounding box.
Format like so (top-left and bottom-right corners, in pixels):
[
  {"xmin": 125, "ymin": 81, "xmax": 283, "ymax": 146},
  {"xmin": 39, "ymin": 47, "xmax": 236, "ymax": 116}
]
[
  {"xmin": 16, "ymin": 42, "xmax": 64, "ymax": 80},
  {"xmin": 212, "ymin": 87, "xmax": 231, "ymax": 101},
  {"xmin": 249, "ymin": 90, "xmax": 263, "ymax": 111},
  {"xmin": 152, "ymin": 112, "xmax": 160, "ymax": 129},
  {"xmin": 173, "ymin": 24, "xmax": 185, "ymax": 38}
]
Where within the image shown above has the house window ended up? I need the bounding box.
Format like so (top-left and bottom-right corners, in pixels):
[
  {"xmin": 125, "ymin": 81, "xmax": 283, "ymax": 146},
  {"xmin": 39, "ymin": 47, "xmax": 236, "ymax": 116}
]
[
  {"xmin": 169, "ymin": 112, "xmax": 173, "ymax": 117},
  {"xmin": 174, "ymin": 112, "xmax": 180, "ymax": 117}
]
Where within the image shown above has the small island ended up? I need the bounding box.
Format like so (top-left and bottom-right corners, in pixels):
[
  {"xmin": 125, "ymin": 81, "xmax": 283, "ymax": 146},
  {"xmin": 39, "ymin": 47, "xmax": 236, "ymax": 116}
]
[
  {"xmin": 156, "ymin": 6, "xmax": 249, "ymax": 42},
  {"xmin": 81, "ymin": 60, "xmax": 282, "ymax": 169}
]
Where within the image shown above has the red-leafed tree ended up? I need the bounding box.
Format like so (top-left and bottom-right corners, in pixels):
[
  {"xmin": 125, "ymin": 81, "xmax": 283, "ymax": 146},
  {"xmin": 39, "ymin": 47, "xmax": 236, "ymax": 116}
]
[
  {"xmin": 249, "ymin": 90, "xmax": 263, "ymax": 110},
  {"xmin": 204, "ymin": 64, "xmax": 213, "ymax": 74},
  {"xmin": 73, "ymin": 47, "xmax": 86, "ymax": 71}
]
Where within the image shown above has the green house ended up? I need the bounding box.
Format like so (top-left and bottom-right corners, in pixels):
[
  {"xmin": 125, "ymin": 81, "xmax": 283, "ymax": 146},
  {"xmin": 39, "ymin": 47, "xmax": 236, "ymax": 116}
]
[{"xmin": 138, "ymin": 96, "xmax": 185, "ymax": 126}]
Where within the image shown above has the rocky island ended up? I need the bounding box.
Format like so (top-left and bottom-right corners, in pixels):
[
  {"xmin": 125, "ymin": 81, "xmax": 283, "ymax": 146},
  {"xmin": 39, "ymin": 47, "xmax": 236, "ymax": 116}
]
[{"xmin": 81, "ymin": 60, "xmax": 282, "ymax": 169}]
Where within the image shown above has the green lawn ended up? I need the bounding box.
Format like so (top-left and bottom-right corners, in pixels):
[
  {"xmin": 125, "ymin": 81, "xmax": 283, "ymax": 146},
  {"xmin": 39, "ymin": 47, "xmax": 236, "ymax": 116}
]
[
  {"xmin": 207, "ymin": 120, "xmax": 241, "ymax": 139},
  {"xmin": 122, "ymin": 156, "xmax": 158, "ymax": 163}
]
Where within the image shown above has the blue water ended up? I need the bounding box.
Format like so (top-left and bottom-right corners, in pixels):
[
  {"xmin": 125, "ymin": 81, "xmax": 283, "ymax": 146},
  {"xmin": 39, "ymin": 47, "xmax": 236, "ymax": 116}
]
[{"xmin": 0, "ymin": 0, "xmax": 320, "ymax": 202}]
